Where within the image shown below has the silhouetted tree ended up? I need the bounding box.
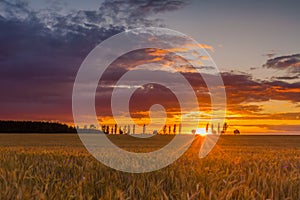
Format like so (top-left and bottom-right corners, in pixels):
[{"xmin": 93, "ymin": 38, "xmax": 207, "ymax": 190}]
[
  {"xmin": 206, "ymin": 123, "xmax": 209, "ymax": 133},
  {"xmin": 221, "ymin": 122, "xmax": 228, "ymax": 134},
  {"xmin": 163, "ymin": 125, "xmax": 167, "ymax": 134},
  {"xmin": 234, "ymin": 129, "xmax": 240, "ymax": 135},
  {"xmin": 114, "ymin": 124, "xmax": 117, "ymax": 134},
  {"xmin": 173, "ymin": 124, "xmax": 176, "ymax": 134},
  {"xmin": 119, "ymin": 127, "xmax": 123, "ymax": 134}
]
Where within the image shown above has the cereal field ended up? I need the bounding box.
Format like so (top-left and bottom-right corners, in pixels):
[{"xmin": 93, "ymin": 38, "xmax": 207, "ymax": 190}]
[{"xmin": 0, "ymin": 134, "xmax": 299, "ymax": 200}]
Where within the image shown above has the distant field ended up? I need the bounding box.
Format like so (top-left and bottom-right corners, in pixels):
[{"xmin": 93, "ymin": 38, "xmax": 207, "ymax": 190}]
[{"xmin": 0, "ymin": 134, "xmax": 299, "ymax": 199}]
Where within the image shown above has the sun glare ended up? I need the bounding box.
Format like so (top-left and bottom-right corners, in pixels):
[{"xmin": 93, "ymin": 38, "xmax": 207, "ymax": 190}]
[{"xmin": 196, "ymin": 128, "xmax": 209, "ymax": 136}]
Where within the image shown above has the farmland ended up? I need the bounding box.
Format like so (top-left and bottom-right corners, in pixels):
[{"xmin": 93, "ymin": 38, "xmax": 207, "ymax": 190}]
[{"xmin": 0, "ymin": 134, "xmax": 299, "ymax": 199}]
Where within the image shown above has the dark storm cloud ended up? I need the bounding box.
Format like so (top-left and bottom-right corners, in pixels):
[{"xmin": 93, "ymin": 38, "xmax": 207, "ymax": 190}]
[
  {"xmin": 35, "ymin": 0, "xmax": 189, "ymax": 37},
  {"xmin": 0, "ymin": 0, "xmax": 33, "ymax": 20},
  {"xmin": 221, "ymin": 72, "xmax": 300, "ymax": 120},
  {"xmin": 263, "ymin": 54, "xmax": 300, "ymax": 73},
  {"xmin": 273, "ymin": 75, "xmax": 299, "ymax": 80},
  {"xmin": 222, "ymin": 72, "xmax": 300, "ymax": 105},
  {"xmin": 217, "ymin": 72, "xmax": 300, "ymax": 125},
  {"xmin": 96, "ymin": 62, "xmax": 300, "ymax": 120},
  {"xmin": 1, "ymin": 0, "xmax": 299, "ymax": 124},
  {"xmin": 0, "ymin": 0, "xmax": 189, "ymax": 121}
]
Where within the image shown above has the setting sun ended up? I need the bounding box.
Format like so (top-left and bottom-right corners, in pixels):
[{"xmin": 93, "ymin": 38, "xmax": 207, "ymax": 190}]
[{"xmin": 196, "ymin": 128, "xmax": 210, "ymax": 136}]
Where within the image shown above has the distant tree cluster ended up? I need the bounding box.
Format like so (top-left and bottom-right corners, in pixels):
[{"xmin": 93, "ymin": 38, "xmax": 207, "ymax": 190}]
[
  {"xmin": 99, "ymin": 124, "xmax": 183, "ymax": 135},
  {"xmin": 0, "ymin": 120, "xmax": 77, "ymax": 133},
  {"xmin": 101, "ymin": 124, "xmax": 135, "ymax": 134}
]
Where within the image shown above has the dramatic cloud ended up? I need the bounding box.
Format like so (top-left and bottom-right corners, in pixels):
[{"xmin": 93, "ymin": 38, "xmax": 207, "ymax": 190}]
[
  {"xmin": 0, "ymin": 0, "xmax": 33, "ymax": 21},
  {"xmin": 0, "ymin": 0, "xmax": 299, "ymax": 135},
  {"xmin": 263, "ymin": 54, "xmax": 300, "ymax": 73},
  {"xmin": 0, "ymin": 0, "xmax": 191, "ymax": 122},
  {"xmin": 222, "ymin": 72, "xmax": 300, "ymax": 104},
  {"xmin": 95, "ymin": 57, "xmax": 300, "ymax": 122},
  {"xmin": 274, "ymin": 75, "xmax": 299, "ymax": 80}
]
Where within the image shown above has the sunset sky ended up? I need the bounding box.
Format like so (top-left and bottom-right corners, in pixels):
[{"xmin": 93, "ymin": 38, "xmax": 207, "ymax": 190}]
[{"xmin": 0, "ymin": 0, "xmax": 299, "ymax": 134}]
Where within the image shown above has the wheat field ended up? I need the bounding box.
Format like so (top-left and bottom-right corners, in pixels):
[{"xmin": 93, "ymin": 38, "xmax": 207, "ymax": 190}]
[{"xmin": 0, "ymin": 134, "xmax": 299, "ymax": 200}]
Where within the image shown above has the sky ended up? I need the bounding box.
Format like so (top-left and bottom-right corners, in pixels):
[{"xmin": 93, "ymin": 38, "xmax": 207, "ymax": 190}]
[{"xmin": 0, "ymin": 0, "xmax": 299, "ymax": 134}]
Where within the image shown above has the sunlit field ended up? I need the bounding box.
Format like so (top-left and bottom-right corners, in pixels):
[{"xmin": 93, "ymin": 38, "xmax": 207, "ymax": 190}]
[{"xmin": 0, "ymin": 134, "xmax": 299, "ymax": 200}]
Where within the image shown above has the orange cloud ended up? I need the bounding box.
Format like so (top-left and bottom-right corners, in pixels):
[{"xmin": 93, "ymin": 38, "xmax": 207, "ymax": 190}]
[
  {"xmin": 184, "ymin": 43, "xmax": 214, "ymax": 52},
  {"xmin": 199, "ymin": 44, "xmax": 214, "ymax": 52}
]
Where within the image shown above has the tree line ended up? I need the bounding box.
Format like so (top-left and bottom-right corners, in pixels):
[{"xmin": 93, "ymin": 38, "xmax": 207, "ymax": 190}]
[{"xmin": 0, "ymin": 120, "xmax": 77, "ymax": 133}]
